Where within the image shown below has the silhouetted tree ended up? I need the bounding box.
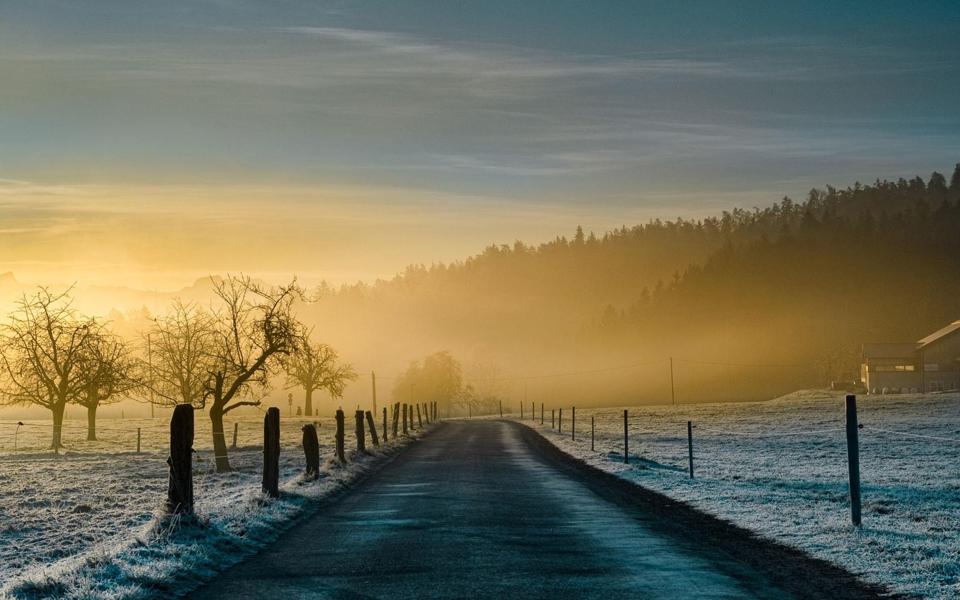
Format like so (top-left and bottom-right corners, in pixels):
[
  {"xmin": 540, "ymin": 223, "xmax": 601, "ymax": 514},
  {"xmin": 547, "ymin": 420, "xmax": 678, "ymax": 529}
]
[
  {"xmin": 143, "ymin": 301, "xmax": 217, "ymax": 408},
  {"xmin": 0, "ymin": 288, "xmax": 95, "ymax": 450},
  {"xmin": 206, "ymin": 275, "xmax": 303, "ymax": 472},
  {"xmin": 285, "ymin": 335, "xmax": 357, "ymax": 415},
  {"xmin": 75, "ymin": 328, "xmax": 140, "ymax": 440}
]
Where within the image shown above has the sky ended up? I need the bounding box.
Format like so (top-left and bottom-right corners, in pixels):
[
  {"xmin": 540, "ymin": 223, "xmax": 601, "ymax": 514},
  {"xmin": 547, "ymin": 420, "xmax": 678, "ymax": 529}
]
[{"xmin": 1, "ymin": 0, "xmax": 959, "ymax": 289}]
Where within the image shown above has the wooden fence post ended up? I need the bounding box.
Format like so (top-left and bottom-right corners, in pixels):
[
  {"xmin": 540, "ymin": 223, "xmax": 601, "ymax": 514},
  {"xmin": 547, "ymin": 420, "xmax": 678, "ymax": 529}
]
[
  {"xmin": 687, "ymin": 421, "xmax": 694, "ymax": 478},
  {"xmin": 845, "ymin": 394, "xmax": 862, "ymax": 527},
  {"xmin": 531, "ymin": 402, "xmax": 534, "ymax": 421},
  {"xmin": 383, "ymin": 406, "xmax": 388, "ymax": 442},
  {"xmin": 559, "ymin": 408, "xmax": 563, "ymax": 432},
  {"xmin": 623, "ymin": 409, "xmax": 628, "ymax": 464},
  {"xmin": 302, "ymin": 423, "xmax": 320, "ymax": 479},
  {"xmin": 499, "ymin": 400, "xmax": 503, "ymax": 417},
  {"xmin": 591, "ymin": 416, "xmax": 595, "ymax": 451},
  {"xmin": 355, "ymin": 409, "xmax": 366, "ymax": 453},
  {"xmin": 262, "ymin": 407, "xmax": 280, "ymax": 498},
  {"xmin": 392, "ymin": 403, "xmax": 399, "ymax": 438},
  {"xmin": 402, "ymin": 404, "xmax": 408, "ymax": 435},
  {"xmin": 166, "ymin": 404, "xmax": 194, "ymax": 515},
  {"xmin": 541, "ymin": 403, "xmax": 544, "ymax": 425},
  {"xmin": 335, "ymin": 408, "xmax": 345, "ymax": 463},
  {"xmin": 551, "ymin": 409, "xmax": 555, "ymax": 429},
  {"xmin": 366, "ymin": 410, "xmax": 380, "ymax": 447},
  {"xmin": 231, "ymin": 422, "xmax": 238, "ymax": 449},
  {"xmin": 137, "ymin": 427, "xmax": 141, "ymax": 453},
  {"xmin": 521, "ymin": 402, "xmax": 524, "ymax": 419},
  {"xmin": 571, "ymin": 407, "xmax": 576, "ymax": 440},
  {"xmin": 416, "ymin": 403, "xmax": 423, "ymax": 428}
]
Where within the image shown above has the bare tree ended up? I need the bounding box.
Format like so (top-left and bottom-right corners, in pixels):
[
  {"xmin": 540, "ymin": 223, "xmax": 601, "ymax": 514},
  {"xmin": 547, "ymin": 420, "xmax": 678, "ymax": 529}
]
[
  {"xmin": 285, "ymin": 335, "xmax": 357, "ymax": 415},
  {"xmin": 205, "ymin": 275, "xmax": 303, "ymax": 472},
  {"xmin": 0, "ymin": 288, "xmax": 96, "ymax": 450},
  {"xmin": 143, "ymin": 301, "xmax": 217, "ymax": 408},
  {"xmin": 75, "ymin": 328, "xmax": 140, "ymax": 441}
]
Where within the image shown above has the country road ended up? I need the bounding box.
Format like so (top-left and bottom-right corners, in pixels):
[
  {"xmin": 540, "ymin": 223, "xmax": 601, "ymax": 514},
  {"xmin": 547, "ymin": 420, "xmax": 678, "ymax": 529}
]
[{"xmin": 188, "ymin": 421, "xmax": 889, "ymax": 599}]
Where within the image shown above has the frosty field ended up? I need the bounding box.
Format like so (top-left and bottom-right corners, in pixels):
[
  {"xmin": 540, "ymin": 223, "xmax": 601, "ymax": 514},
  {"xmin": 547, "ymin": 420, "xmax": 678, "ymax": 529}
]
[
  {"xmin": 0, "ymin": 412, "xmax": 408, "ymax": 599},
  {"xmin": 516, "ymin": 391, "xmax": 960, "ymax": 599}
]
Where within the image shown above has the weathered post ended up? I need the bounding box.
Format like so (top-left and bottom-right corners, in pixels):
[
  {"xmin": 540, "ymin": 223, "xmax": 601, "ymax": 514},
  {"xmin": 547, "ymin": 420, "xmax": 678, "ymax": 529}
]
[
  {"xmin": 559, "ymin": 408, "xmax": 563, "ymax": 432},
  {"xmin": 231, "ymin": 422, "xmax": 238, "ymax": 449},
  {"xmin": 551, "ymin": 409, "xmax": 555, "ymax": 429},
  {"xmin": 541, "ymin": 403, "xmax": 544, "ymax": 425},
  {"xmin": 383, "ymin": 406, "xmax": 388, "ymax": 442},
  {"xmin": 521, "ymin": 402, "xmax": 524, "ymax": 419},
  {"xmin": 335, "ymin": 408, "xmax": 345, "ymax": 462},
  {"xmin": 623, "ymin": 409, "xmax": 629, "ymax": 464},
  {"xmin": 392, "ymin": 403, "xmax": 400, "ymax": 438},
  {"xmin": 166, "ymin": 404, "xmax": 194, "ymax": 515},
  {"xmin": 687, "ymin": 421, "xmax": 694, "ymax": 478},
  {"xmin": 499, "ymin": 400, "xmax": 503, "ymax": 417},
  {"xmin": 416, "ymin": 403, "xmax": 423, "ymax": 428},
  {"xmin": 355, "ymin": 409, "xmax": 366, "ymax": 453},
  {"xmin": 137, "ymin": 427, "xmax": 141, "ymax": 453},
  {"xmin": 531, "ymin": 402, "xmax": 534, "ymax": 421},
  {"xmin": 402, "ymin": 404, "xmax": 408, "ymax": 435},
  {"xmin": 262, "ymin": 407, "xmax": 280, "ymax": 498},
  {"xmin": 571, "ymin": 407, "xmax": 576, "ymax": 440},
  {"xmin": 302, "ymin": 423, "xmax": 320, "ymax": 479},
  {"xmin": 591, "ymin": 416, "xmax": 595, "ymax": 451},
  {"xmin": 366, "ymin": 410, "xmax": 380, "ymax": 447},
  {"xmin": 845, "ymin": 395, "xmax": 862, "ymax": 527}
]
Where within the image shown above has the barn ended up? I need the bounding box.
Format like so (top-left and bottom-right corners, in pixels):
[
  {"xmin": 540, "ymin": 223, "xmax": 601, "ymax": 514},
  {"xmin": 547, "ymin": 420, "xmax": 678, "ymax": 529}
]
[{"xmin": 861, "ymin": 320, "xmax": 960, "ymax": 394}]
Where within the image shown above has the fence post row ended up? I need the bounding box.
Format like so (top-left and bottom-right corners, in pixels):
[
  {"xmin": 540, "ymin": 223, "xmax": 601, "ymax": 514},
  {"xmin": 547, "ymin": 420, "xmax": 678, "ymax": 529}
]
[
  {"xmin": 845, "ymin": 394, "xmax": 862, "ymax": 527},
  {"xmin": 687, "ymin": 421, "xmax": 694, "ymax": 479},
  {"xmin": 262, "ymin": 407, "xmax": 280, "ymax": 498},
  {"xmin": 366, "ymin": 410, "xmax": 380, "ymax": 447},
  {"xmin": 302, "ymin": 423, "xmax": 320, "ymax": 479},
  {"xmin": 356, "ymin": 409, "xmax": 366, "ymax": 453},
  {"xmin": 623, "ymin": 409, "xmax": 628, "ymax": 464},
  {"xmin": 166, "ymin": 404, "xmax": 194, "ymax": 515},
  {"xmin": 335, "ymin": 408, "xmax": 346, "ymax": 463}
]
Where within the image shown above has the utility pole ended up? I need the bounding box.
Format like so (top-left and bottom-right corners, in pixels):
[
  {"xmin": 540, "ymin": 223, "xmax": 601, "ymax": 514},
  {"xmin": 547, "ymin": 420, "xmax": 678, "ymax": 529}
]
[
  {"xmin": 371, "ymin": 371, "xmax": 377, "ymax": 414},
  {"xmin": 670, "ymin": 357, "xmax": 676, "ymax": 405},
  {"xmin": 147, "ymin": 333, "xmax": 155, "ymax": 419}
]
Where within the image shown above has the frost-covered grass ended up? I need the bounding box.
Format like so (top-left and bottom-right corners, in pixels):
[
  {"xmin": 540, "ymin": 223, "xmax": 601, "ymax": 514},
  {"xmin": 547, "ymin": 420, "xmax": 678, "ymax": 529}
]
[
  {"xmin": 512, "ymin": 391, "xmax": 960, "ymax": 600},
  {"xmin": 0, "ymin": 413, "xmax": 416, "ymax": 599}
]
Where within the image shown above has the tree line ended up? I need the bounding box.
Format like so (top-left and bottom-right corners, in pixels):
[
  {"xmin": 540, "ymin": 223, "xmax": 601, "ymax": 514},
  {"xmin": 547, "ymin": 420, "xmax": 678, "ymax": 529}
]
[{"xmin": 0, "ymin": 275, "xmax": 355, "ymax": 471}]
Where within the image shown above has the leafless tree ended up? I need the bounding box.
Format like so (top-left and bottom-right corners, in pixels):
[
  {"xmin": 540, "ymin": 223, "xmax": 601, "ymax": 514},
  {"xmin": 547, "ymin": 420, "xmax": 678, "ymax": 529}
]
[
  {"xmin": 75, "ymin": 328, "xmax": 141, "ymax": 441},
  {"xmin": 285, "ymin": 335, "xmax": 357, "ymax": 415},
  {"xmin": 205, "ymin": 275, "xmax": 304, "ymax": 472},
  {"xmin": 143, "ymin": 301, "xmax": 217, "ymax": 408},
  {"xmin": 0, "ymin": 288, "xmax": 96, "ymax": 450}
]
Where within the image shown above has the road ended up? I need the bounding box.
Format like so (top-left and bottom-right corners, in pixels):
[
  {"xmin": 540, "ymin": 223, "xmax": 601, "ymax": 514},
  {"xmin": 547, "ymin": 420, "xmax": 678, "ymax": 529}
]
[{"xmin": 189, "ymin": 420, "xmax": 887, "ymax": 599}]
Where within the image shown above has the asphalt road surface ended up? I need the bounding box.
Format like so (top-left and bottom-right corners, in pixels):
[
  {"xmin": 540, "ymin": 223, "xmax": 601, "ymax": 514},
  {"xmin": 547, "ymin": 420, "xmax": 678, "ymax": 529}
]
[{"xmin": 189, "ymin": 420, "xmax": 888, "ymax": 599}]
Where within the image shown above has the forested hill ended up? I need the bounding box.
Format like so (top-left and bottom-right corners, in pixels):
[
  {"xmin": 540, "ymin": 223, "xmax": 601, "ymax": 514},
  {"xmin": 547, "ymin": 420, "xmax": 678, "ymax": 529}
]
[{"xmin": 307, "ymin": 164, "xmax": 960, "ymax": 404}]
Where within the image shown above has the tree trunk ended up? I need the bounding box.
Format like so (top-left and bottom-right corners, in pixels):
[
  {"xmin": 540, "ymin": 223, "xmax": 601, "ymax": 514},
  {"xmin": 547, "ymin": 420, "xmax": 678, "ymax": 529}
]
[
  {"xmin": 304, "ymin": 388, "xmax": 313, "ymax": 417},
  {"xmin": 87, "ymin": 403, "xmax": 98, "ymax": 441},
  {"xmin": 51, "ymin": 401, "xmax": 66, "ymax": 451},
  {"xmin": 210, "ymin": 405, "xmax": 231, "ymax": 472}
]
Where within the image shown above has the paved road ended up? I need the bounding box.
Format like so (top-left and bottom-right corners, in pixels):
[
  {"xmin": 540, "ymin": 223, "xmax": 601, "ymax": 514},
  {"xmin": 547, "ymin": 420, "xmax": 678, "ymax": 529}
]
[{"xmin": 188, "ymin": 421, "xmax": 876, "ymax": 599}]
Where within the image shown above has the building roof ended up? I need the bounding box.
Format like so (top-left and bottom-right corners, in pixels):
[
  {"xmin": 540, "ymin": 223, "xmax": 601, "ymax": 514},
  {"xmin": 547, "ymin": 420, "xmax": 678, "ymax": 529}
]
[
  {"xmin": 918, "ymin": 320, "xmax": 960, "ymax": 349},
  {"xmin": 862, "ymin": 342, "xmax": 918, "ymax": 359}
]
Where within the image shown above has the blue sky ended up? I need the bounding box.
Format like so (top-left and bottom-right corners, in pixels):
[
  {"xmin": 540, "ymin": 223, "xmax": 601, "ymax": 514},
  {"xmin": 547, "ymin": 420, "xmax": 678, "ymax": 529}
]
[{"xmin": 1, "ymin": 1, "xmax": 958, "ymax": 286}]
